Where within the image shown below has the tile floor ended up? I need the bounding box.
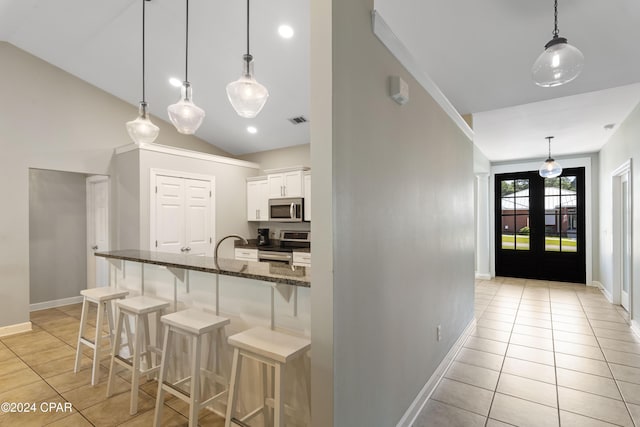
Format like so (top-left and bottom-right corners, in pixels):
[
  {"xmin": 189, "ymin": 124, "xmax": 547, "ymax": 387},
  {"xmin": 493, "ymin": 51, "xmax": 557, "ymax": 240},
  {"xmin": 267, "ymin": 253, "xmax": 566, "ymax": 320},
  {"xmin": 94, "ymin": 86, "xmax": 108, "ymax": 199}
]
[
  {"xmin": 415, "ymin": 277, "xmax": 640, "ymax": 427},
  {"xmin": 0, "ymin": 303, "xmax": 224, "ymax": 426}
]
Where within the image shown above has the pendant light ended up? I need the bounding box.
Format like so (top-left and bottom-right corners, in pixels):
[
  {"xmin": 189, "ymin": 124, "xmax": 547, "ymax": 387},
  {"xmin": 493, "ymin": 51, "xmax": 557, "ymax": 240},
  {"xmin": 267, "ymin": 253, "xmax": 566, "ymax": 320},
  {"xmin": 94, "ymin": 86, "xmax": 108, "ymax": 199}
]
[
  {"xmin": 126, "ymin": 0, "xmax": 159, "ymax": 144},
  {"xmin": 226, "ymin": 0, "xmax": 269, "ymax": 118},
  {"xmin": 532, "ymin": 0, "xmax": 584, "ymax": 88},
  {"xmin": 167, "ymin": 0, "xmax": 205, "ymax": 134},
  {"xmin": 539, "ymin": 136, "xmax": 563, "ymax": 178}
]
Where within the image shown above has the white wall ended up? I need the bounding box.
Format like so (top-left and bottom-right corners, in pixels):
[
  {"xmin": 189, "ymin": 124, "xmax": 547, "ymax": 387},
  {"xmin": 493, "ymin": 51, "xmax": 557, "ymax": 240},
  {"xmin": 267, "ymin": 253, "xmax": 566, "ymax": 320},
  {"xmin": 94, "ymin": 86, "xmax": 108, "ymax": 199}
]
[
  {"xmin": 598, "ymin": 102, "xmax": 640, "ymax": 327},
  {"xmin": 311, "ymin": 0, "xmax": 476, "ymax": 424},
  {"xmin": 0, "ymin": 42, "xmax": 232, "ymax": 330},
  {"xmin": 239, "ymin": 144, "xmax": 310, "ymax": 174},
  {"xmin": 29, "ymin": 169, "xmax": 88, "ymax": 304}
]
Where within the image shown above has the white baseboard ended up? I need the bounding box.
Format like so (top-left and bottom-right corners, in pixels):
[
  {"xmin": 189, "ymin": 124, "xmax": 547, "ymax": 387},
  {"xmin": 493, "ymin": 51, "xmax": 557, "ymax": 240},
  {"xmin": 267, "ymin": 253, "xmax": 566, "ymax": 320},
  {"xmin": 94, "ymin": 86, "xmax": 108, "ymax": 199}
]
[
  {"xmin": 396, "ymin": 318, "xmax": 477, "ymax": 427},
  {"xmin": 632, "ymin": 320, "xmax": 640, "ymax": 339},
  {"xmin": 475, "ymin": 273, "xmax": 491, "ymax": 280},
  {"xmin": 0, "ymin": 321, "xmax": 32, "ymax": 337},
  {"xmin": 593, "ymin": 281, "xmax": 614, "ymax": 303},
  {"xmin": 30, "ymin": 295, "xmax": 83, "ymax": 312}
]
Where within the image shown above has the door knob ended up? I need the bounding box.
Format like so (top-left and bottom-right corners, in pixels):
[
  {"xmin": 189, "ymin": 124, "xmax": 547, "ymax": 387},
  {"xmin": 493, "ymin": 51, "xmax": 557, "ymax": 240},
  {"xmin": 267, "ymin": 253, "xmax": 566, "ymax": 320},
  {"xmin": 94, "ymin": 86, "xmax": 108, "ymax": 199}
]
[{"xmin": 92, "ymin": 245, "xmax": 98, "ymax": 250}]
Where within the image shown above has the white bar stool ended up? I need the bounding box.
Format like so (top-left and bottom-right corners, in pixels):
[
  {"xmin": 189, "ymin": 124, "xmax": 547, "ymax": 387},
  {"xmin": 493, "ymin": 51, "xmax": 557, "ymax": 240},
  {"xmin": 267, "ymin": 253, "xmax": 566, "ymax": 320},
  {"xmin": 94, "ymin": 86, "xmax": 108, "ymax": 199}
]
[
  {"xmin": 74, "ymin": 287, "xmax": 130, "ymax": 386},
  {"xmin": 225, "ymin": 327, "xmax": 311, "ymax": 427},
  {"xmin": 153, "ymin": 308, "xmax": 231, "ymax": 427},
  {"xmin": 107, "ymin": 295, "xmax": 170, "ymax": 415}
]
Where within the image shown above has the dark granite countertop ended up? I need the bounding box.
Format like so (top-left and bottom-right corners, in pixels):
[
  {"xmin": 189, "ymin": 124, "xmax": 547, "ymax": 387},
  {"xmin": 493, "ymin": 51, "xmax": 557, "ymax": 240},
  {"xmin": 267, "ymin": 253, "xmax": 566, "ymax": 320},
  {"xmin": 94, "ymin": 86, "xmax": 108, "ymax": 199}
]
[{"xmin": 94, "ymin": 250, "xmax": 310, "ymax": 287}]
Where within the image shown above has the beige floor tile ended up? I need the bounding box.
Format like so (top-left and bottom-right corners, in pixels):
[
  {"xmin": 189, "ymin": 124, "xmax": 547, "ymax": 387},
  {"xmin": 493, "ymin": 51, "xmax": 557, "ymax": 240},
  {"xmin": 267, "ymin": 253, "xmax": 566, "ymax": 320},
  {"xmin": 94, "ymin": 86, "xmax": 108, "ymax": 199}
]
[
  {"xmin": 444, "ymin": 361, "xmax": 499, "ymax": 391},
  {"xmin": 431, "ymin": 378, "xmax": 494, "ymax": 416},
  {"xmin": 556, "ymin": 368, "xmax": 621, "ymax": 400},
  {"xmin": 618, "ymin": 380, "xmax": 640, "ymax": 405},
  {"xmin": 590, "ymin": 320, "xmax": 633, "ymax": 332},
  {"xmin": 506, "ymin": 344, "xmax": 555, "ymax": 366},
  {"xmin": 471, "ymin": 327, "xmax": 511, "ymax": 343},
  {"xmin": 628, "ymin": 403, "xmax": 640, "ymax": 426},
  {"xmin": 486, "ymin": 419, "xmax": 514, "ymax": 427},
  {"xmin": 592, "ymin": 327, "xmax": 640, "ymax": 343},
  {"xmin": 489, "ymin": 392, "xmax": 559, "ymax": 427},
  {"xmin": 119, "ymin": 406, "xmax": 189, "ymax": 427},
  {"xmin": 0, "ymin": 395, "xmax": 74, "ymax": 427},
  {"xmin": 555, "ymin": 353, "xmax": 612, "ymax": 378},
  {"xmin": 0, "ymin": 379, "xmax": 59, "ymax": 403},
  {"xmin": 20, "ymin": 344, "xmax": 77, "ymax": 366},
  {"xmin": 163, "ymin": 399, "xmax": 225, "ymax": 423},
  {"xmin": 554, "ymin": 340, "xmax": 604, "ymax": 360},
  {"xmin": 413, "ymin": 400, "xmax": 486, "ymax": 427},
  {"xmin": 30, "ymin": 352, "xmax": 92, "ymax": 379},
  {"xmin": 509, "ymin": 333, "xmax": 554, "ymax": 351},
  {"xmin": 553, "ymin": 315, "xmax": 590, "ymax": 326},
  {"xmin": 480, "ymin": 312, "xmax": 516, "ymax": 323},
  {"xmin": 496, "ymin": 373, "xmax": 557, "ymax": 407},
  {"xmin": 483, "ymin": 306, "xmax": 517, "ymax": 316},
  {"xmin": 0, "ymin": 356, "xmax": 30, "ymax": 375},
  {"xmin": 551, "ymin": 309, "xmax": 586, "ymax": 319},
  {"xmin": 0, "ymin": 346, "xmax": 15, "ymax": 362},
  {"xmin": 512, "ymin": 324, "xmax": 553, "ymax": 339},
  {"xmin": 516, "ymin": 316, "xmax": 552, "ymax": 329},
  {"xmin": 552, "ymin": 321, "xmax": 593, "ymax": 335},
  {"xmin": 476, "ymin": 319, "xmax": 513, "ymax": 333},
  {"xmin": 0, "ymin": 367, "xmax": 42, "ymax": 393},
  {"xmin": 45, "ymin": 412, "xmax": 94, "ymax": 426},
  {"xmin": 559, "ymin": 410, "xmax": 620, "ymax": 426},
  {"xmin": 558, "ymin": 386, "xmax": 634, "ymax": 426},
  {"xmin": 46, "ymin": 364, "xmax": 110, "ymax": 393},
  {"xmin": 61, "ymin": 374, "xmax": 132, "ymax": 410},
  {"xmin": 586, "ymin": 312, "xmax": 627, "ymax": 323},
  {"xmin": 553, "ymin": 330, "xmax": 598, "ymax": 347},
  {"xmin": 501, "ymin": 357, "xmax": 556, "ymax": 384},
  {"xmin": 464, "ymin": 336, "xmax": 508, "ymax": 355},
  {"xmin": 597, "ymin": 337, "xmax": 640, "ymax": 354},
  {"xmin": 609, "ymin": 363, "xmax": 640, "ymax": 384},
  {"xmin": 81, "ymin": 388, "xmax": 156, "ymax": 426},
  {"xmin": 454, "ymin": 348, "xmax": 504, "ymax": 372},
  {"xmin": 517, "ymin": 309, "xmax": 552, "ymax": 319},
  {"xmin": 198, "ymin": 411, "xmax": 226, "ymax": 427},
  {"xmin": 602, "ymin": 348, "xmax": 640, "ymax": 368}
]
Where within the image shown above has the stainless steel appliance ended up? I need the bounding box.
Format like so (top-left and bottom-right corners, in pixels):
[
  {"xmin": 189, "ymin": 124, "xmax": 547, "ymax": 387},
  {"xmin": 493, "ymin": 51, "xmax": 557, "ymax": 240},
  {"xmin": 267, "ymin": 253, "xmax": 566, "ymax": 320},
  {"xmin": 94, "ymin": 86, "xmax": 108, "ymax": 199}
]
[
  {"xmin": 257, "ymin": 230, "xmax": 310, "ymax": 265},
  {"xmin": 257, "ymin": 228, "xmax": 270, "ymax": 246},
  {"xmin": 268, "ymin": 197, "xmax": 305, "ymax": 222}
]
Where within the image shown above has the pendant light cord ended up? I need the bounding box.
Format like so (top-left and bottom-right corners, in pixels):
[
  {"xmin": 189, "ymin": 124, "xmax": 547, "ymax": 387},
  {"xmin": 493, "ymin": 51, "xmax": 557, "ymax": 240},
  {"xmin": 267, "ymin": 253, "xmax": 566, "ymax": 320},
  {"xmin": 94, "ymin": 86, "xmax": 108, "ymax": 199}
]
[
  {"xmin": 142, "ymin": 0, "xmax": 147, "ymax": 103},
  {"xmin": 547, "ymin": 136, "xmax": 554, "ymax": 158},
  {"xmin": 185, "ymin": 0, "xmax": 189, "ymax": 82},
  {"xmin": 553, "ymin": 0, "xmax": 559, "ymax": 37},
  {"xmin": 246, "ymin": 0, "xmax": 250, "ymax": 56}
]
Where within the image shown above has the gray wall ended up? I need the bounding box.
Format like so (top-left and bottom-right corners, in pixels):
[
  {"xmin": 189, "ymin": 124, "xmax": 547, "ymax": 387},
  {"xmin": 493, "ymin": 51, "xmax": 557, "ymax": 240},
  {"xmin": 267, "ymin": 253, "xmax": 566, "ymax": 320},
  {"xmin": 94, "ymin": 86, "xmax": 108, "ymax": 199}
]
[
  {"xmin": 0, "ymin": 42, "xmax": 231, "ymax": 329},
  {"xmin": 317, "ymin": 0, "xmax": 476, "ymax": 424},
  {"xmin": 598, "ymin": 102, "xmax": 640, "ymax": 324},
  {"xmin": 29, "ymin": 169, "xmax": 88, "ymax": 304},
  {"xmin": 239, "ymin": 144, "xmax": 310, "ymax": 174}
]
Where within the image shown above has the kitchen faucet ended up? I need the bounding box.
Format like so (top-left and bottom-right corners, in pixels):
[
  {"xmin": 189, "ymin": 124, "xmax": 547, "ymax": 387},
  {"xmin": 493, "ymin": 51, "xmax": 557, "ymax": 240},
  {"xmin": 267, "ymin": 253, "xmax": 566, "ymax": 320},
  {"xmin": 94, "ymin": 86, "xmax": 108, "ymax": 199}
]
[{"xmin": 214, "ymin": 234, "xmax": 248, "ymax": 260}]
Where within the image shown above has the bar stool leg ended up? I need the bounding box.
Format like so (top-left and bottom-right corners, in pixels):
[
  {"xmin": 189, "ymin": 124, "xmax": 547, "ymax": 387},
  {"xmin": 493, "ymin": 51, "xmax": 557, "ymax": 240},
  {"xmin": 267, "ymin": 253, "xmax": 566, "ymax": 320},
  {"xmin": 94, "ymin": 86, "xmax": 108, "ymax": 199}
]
[
  {"xmin": 154, "ymin": 326, "xmax": 173, "ymax": 427},
  {"xmin": 130, "ymin": 314, "xmax": 142, "ymax": 415},
  {"xmin": 225, "ymin": 348, "xmax": 242, "ymax": 427},
  {"xmin": 274, "ymin": 363, "xmax": 284, "ymax": 427},
  {"xmin": 107, "ymin": 309, "xmax": 125, "ymax": 397},
  {"xmin": 142, "ymin": 314, "xmax": 152, "ymax": 377},
  {"xmin": 188, "ymin": 334, "xmax": 202, "ymax": 427},
  {"xmin": 105, "ymin": 300, "xmax": 116, "ymax": 343},
  {"xmin": 74, "ymin": 298, "xmax": 90, "ymax": 373},
  {"xmin": 91, "ymin": 300, "xmax": 106, "ymax": 386}
]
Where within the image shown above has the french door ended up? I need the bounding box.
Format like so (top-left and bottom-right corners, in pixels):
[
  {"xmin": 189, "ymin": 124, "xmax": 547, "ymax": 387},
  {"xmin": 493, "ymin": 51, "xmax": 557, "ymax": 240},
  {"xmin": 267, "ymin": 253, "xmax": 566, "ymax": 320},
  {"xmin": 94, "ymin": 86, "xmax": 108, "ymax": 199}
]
[{"xmin": 495, "ymin": 168, "xmax": 586, "ymax": 283}]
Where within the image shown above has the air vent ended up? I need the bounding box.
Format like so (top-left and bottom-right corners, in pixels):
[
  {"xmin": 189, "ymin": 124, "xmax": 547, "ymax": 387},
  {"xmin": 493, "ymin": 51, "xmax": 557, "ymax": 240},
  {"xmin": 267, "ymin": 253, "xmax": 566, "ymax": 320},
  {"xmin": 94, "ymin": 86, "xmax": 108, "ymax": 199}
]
[{"xmin": 288, "ymin": 116, "xmax": 308, "ymax": 125}]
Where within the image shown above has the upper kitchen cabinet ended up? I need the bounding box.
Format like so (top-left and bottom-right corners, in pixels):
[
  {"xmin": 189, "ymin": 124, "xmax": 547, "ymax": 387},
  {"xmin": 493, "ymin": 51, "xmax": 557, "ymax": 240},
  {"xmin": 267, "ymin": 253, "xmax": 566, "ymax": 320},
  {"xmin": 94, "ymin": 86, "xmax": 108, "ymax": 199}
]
[
  {"xmin": 247, "ymin": 176, "xmax": 269, "ymax": 221},
  {"xmin": 266, "ymin": 167, "xmax": 309, "ymax": 198}
]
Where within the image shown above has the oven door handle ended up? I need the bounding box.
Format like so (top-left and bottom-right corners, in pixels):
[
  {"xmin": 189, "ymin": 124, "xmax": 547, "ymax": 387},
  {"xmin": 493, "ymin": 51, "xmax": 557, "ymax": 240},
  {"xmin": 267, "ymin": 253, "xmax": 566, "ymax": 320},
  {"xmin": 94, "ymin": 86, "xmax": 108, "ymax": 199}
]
[
  {"xmin": 258, "ymin": 252, "xmax": 293, "ymax": 262},
  {"xmin": 290, "ymin": 202, "xmax": 295, "ymax": 219}
]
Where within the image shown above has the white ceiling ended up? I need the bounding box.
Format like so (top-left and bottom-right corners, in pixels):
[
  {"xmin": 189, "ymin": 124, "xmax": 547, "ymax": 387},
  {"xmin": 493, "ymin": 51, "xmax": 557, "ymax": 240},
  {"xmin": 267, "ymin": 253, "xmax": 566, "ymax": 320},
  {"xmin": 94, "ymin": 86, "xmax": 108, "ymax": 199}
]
[{"xmin": 1, "ymin": 0, "xmax": 639, "ymax": 159}]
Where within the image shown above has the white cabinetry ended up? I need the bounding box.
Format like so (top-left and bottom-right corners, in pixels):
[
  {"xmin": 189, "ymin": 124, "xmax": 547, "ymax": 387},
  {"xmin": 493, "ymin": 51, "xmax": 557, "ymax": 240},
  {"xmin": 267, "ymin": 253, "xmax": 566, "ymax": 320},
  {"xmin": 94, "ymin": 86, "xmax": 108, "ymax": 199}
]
[
  {"xmin": 293, "ymin": 251, "xmax": 311, "ymax": 267},
  {"xmin": 267, "ymin": 170, "xmax": 304, "ymax": 198},
  {"xmin": 154, "ymin": 174, "xmax": 213, "ymax": 256},
  {"xmin": 247, "ymin": 177, "xmax": 268, "ymax": 221},
  {"xmin": 235, "ymin": 248, "xmax": 258, "ymax": 261},
  {"xmin": 303, "ymin": 173, "xmax": 311, "ymax": 222}
]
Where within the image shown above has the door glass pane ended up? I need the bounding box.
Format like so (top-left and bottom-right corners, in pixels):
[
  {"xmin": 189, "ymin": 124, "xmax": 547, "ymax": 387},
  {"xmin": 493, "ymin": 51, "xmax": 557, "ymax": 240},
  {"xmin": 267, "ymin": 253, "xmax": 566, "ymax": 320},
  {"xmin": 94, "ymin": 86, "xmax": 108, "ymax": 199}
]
[
  {"xmin": 562, "ymin": 208, "xmax": 577, "ymax": 252},
  {"xmin": 502, "ymin": 215, "xmax": 515, "ymax": 249},
  {"xmin": 515, "ymin": 179, "xmax": 529, "ymax": 196},
  {"xmin": 501, "ymin": 180, "xmax": 515, "ymax": 197},
  {"xmin": 561, "ymin": 176, "xmax": 577, "ymax": 192},
  {"xmin": 501, "ymin": 197, "xmax": 514, "ymax": 213},
  {"xmin": 515, "ymin": 215, "xmax": 530, "ymax": 250}
]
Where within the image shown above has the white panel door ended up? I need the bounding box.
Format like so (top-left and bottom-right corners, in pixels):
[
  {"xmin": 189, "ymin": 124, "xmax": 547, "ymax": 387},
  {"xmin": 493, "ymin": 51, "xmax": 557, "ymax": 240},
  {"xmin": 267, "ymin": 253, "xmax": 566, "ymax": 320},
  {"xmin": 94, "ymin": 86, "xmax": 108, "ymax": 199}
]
[
  {"xmin": 87, "ymin": 176, "xmax": 110, "ymax": 288},
  {"xmin": 156, "ymin": 175, "xmax": 185, "ymax": 254},
  {"xmin": 184, "ymin": 178, "xmax": 212, "ymax": 256}
]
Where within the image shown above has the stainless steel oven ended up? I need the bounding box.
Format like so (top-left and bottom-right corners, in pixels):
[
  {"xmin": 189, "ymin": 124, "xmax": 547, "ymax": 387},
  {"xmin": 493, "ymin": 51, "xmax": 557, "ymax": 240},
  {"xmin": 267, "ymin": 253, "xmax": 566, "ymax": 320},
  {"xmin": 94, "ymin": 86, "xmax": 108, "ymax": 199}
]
[
  {"xmin": 268, "ymin": 197, "xmax": 304, "ymax": 222},
  {"xmin": 257, "ymin": 251, "xmax": 293, "ymax": 265}
]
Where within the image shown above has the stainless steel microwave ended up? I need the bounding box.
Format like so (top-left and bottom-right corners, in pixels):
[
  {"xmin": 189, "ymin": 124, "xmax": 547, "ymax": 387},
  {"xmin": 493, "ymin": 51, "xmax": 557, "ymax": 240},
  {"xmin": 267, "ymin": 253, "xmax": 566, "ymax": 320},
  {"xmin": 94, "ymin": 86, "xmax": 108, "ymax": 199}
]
[{"xmin": 268, "ymin": 197, "xmax": 305, "ymax": 222}]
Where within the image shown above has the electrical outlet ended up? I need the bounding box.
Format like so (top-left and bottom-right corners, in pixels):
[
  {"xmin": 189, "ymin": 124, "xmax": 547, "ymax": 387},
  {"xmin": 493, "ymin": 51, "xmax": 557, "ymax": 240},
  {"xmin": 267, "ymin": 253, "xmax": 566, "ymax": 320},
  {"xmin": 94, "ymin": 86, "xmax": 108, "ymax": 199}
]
[{"xmin": 437, "ymin": 325, "xmax": 442, "ymax": 342}]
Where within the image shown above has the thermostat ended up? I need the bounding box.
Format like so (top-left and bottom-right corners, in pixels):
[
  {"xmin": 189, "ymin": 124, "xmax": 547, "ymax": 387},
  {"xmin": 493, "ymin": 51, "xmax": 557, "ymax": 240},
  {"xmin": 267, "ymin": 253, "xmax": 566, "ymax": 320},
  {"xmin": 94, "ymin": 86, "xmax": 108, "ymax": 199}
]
[{"xmin": 389, "ymin": 75, "xmax": 409, "ymax": 105}]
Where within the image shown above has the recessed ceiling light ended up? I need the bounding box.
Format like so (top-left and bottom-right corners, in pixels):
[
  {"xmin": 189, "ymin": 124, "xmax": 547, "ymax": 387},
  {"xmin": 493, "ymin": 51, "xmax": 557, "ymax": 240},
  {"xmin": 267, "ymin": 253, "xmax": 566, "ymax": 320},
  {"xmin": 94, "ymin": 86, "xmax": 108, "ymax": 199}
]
[
  {"xmin": 169, "ymin": 77, "xmax": 183, "ymax": 87},
  {"xmin": 278, "ymin": 25, "xmax": 294, "ymax": 39},
  {"xmin": 247, "ymin": 126, "xmax": 258, "ymax": 134}
]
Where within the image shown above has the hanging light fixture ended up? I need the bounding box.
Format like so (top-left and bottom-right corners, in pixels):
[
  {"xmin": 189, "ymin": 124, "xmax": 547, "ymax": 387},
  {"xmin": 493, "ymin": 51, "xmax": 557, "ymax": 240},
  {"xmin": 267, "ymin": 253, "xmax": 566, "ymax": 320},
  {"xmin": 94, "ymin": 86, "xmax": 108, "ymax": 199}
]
[
  {"xmin": 168, "ymin": 0, "xmax": 205, "ymax": 134},
  {"xmin": 226, "ymin": 0, "xmax": 269, "ymax": 118},
  {"xmin": 531, "ymin": 0, "xmax": 584, "ymax": 88},
  {"xmin": 539, "ymin": 136, "xmax": 563, "ymax": 178},
  {"xmin": 127, "ymin": 0, "xmax": 159, "ymax": 144}
]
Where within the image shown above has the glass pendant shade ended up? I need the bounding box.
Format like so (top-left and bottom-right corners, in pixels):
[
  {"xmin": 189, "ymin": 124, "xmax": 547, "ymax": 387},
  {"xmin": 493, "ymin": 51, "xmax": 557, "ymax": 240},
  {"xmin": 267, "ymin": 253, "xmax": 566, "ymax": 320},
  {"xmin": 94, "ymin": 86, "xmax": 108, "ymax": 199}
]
[
  {"xmin": 532, "ymin": 37, "xmax": 584, "ymax": 87},
  {"xmin": 539, "ymin": 158, "xmax": 563, "ymax": 178},
  {"xmin": 127, "ymin": 102, "xmax": 159, "ymax": 144},
  {"xmin": 168, "ymin": 82, "xmax": 205, "ymax": 134},
  {"xmin": 226, "ymin": 55, "xmax": 269, "ymax": 118}
]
